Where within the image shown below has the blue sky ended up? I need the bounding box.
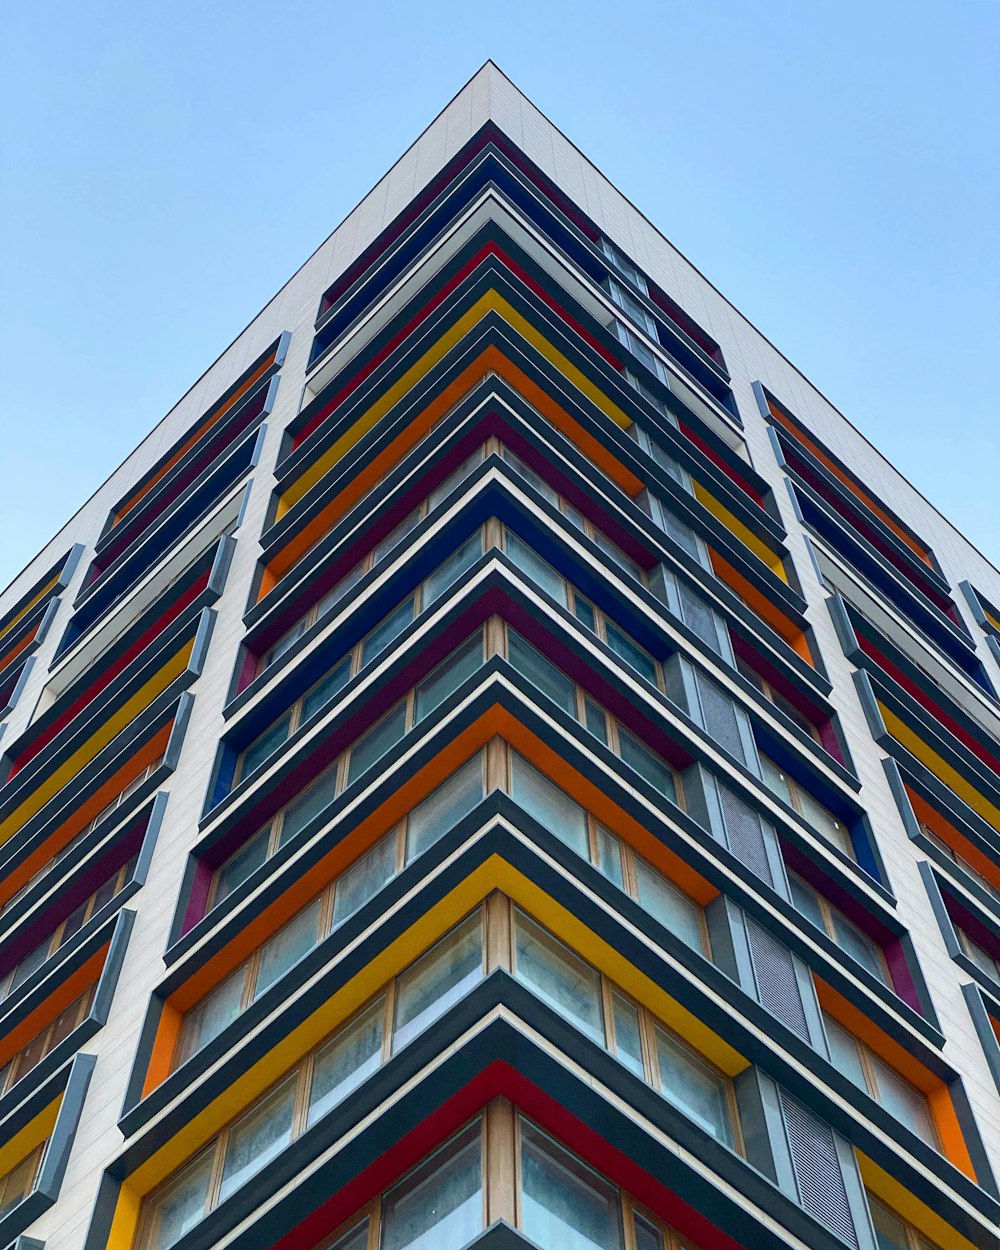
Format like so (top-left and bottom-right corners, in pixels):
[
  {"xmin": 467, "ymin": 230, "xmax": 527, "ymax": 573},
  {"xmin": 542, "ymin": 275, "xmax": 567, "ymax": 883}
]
[{"xmin": 1, "ymin": 0, "xmax": 997, "ymax": 591}]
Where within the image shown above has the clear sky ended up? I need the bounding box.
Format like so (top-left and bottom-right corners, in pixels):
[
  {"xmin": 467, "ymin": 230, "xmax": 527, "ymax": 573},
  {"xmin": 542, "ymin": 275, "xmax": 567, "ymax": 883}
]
[{"xmin": 1, "ymin": 0, "xmax": 998, "ymax": 592}]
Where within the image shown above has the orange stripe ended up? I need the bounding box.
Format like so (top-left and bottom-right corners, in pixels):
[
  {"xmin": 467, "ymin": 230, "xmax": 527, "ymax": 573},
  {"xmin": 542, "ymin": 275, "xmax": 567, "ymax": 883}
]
[
  {"xmin": 768, "ymin": 403, "xmax": 933, "ymax": 567},
  {"xmin": 146, "ymin": 710, "xmax": 716, "ymax": 1087},
  {"xmin": 0, "ymin": 945, "xmax": 107, "ymax": 1065},
  {"xmin": 707, "ymin": 549, "xmax": 813, "ymax": 665},
  {"xmin": 261, "ymin": 346, "xmax": 643, "ymax": 599},
  {"xmin": 905, "ymin": 787, "xmax": 1000, "ymax": 896},
  {"xmin": 815, "ymin": 979, "xmax": 974, "ymax": 1179}
]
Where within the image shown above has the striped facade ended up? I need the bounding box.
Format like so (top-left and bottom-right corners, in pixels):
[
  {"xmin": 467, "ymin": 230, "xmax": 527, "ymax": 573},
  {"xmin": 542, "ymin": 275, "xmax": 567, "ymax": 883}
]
[{"xmin": 1, "ymin": 63, "xmax": 999, "ymax": 1250}]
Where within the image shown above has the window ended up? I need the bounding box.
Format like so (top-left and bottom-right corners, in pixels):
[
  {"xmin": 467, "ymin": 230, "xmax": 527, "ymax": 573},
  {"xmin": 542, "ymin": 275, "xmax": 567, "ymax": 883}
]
[
  {"xmin": 0, "ymin": 986, "xmax": 95, "ymax": 1098},
  {"xmin": 759, "ymin": 754, "xmax": 853, "ymax": 859},
  {"xmin": 920, "ymin": 826, "xmax": 1000, "ymax": 903},
  {"xmin": 0, "ymin": 1142, "xmax": 46, "ymax": 1220},
  {"xmin": 380, "ymin": 1121, "xmax": 483, "ymax": 1250},
  {"xmin": 0, "ymin": 859, "xmax": 136, "ymax": 1003},
  {"xmin": 0, "ymin": 755, "xmax": 162, "ymax": 917},
  {"xmin": 521, "ymin": 1117, "xmax": 624, "ymax": 1250},
  {"xmin": 601, "ymin": 237, "xmax": 649, "ymax": 295},
  {"xmin": 512, "ymin": 911, "xmax": 736, "ymax": 1147},
  {"xmin": 788, "ymin": 874, "xmax": 890, "ymax": 986},
  {"xmin": 146, "ymin": 914, "xmax": 486, "ymax": 1248},
  {"xmin": 506, "ymin": 751, "xmax": 705, "ymax": 958},
  {"xmin": 180, "ymin": 756, "xmax": 486, "ymax": 1065},
  {"xmin": 823, "ymin": 1015, "xmax": 937, "ymax": 1147},
  {"xmin": 736, "ymin": 657, "xmax": 821, "ymax": 742},
  {"xmin": 868, "ymin": 1195, "xmax": 943, "ymax": 1250},
  {"xmin": 237, "ymin": 533, "xmax": 485, "ymax": 784},
  {"xmin": 501, "ymin": 447, "xmax": 647, "ymax": 583},
  {"xmin": 957, "ymin": 928, "xmax": 1000, "ymax": 983},
  {"xmin": 212, "ymin": 635, "xmax": 486, "ymax": 909},
  {"xmin": 501, "ymin": 528, "xmax": 661, "ymax": 689}
]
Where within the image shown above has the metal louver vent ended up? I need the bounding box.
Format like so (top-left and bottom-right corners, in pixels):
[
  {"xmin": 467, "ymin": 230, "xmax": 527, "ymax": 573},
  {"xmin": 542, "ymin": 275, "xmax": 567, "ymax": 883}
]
[
  {"xmin": 746, "ymin": 918, "xmax": 808, "ymax": 1038},
  {"xmin": 679, "ymin": 582, "xmax": 722, "ymax": 655},
  {"xmin": 718, "ymin": 785, "xmax": 773, "ymax": 885},
  {"xmin": 695, "ymin": 674, "xmax": 746, "ymax": 765},
  {"xmin": 779, "ymin": 1089, "xmax": 858, "ymax": 1248}
]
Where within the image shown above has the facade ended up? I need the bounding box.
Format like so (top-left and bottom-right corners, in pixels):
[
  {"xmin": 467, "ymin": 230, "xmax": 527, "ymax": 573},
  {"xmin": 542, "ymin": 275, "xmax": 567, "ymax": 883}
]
[{"xmin": 1, "ymin": 61, "xmax": 1000, "ymax": 1250}]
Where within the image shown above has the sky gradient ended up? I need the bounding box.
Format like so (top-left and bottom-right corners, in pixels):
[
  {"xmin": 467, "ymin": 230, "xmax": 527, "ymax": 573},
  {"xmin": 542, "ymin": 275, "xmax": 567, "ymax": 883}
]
[{"xmin": 1, "ymin": 0, "xmax": 998, "ymax": 591}]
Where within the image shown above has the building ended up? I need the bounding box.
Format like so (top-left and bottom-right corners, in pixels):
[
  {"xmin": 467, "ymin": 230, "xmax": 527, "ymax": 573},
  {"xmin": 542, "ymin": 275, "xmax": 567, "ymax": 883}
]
[{"xmin": 0, "ymin": 61, "xmax": 998, "ymax": 1250}]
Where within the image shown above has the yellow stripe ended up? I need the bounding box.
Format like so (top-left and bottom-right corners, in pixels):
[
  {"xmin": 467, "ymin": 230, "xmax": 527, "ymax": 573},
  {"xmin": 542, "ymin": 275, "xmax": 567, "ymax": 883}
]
[
  {"xmin": 110, "ymin": 858, "xmax": 745, "ymax": 1247},
  {"xmin": 277, "ymin": 291, "xmax": 632, "ymax": 519},
  {"xmin": 692, "ymin": 483, "xmax": 788, "ymax": 583},
  {"xmin": 880, "ymin": 706, "xmax": 1000, "ymax": 835},
  {"xmin": 0, "ymin": 1094, "xmax": 61, "ymax": 1177},
  {"xmin": 0, "ymin": 572, "xmax": 60, "ymax": 649},
  {"xmin": 858, "ymin": 1154, "xmax": 980, "ymax": 1250},
  {"xmin": 0, "ymin": 640, "xmax": 194, "ymax": 847}
]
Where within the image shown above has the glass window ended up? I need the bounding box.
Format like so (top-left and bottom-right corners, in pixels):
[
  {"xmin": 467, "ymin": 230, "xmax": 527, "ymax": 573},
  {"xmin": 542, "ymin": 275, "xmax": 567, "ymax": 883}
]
[
  {"xmin": 427, "ymin": 451, "xmax": 484, "ymax": 511},
  {"xmin": 362, "ymin": 597, "xmax": 416, "ymax": 667},
  {"xmin": 393, "ymin": 914, "xmax": 483, "ymax": 1051},
  {"xmin": 308, "ymin": 999, "xmax": 384, "ymax": 1126},
  {"xmin": 654, "ymin": 1026, "xmax": 733, "ymax": 1146},
  {"xmin": 218, "ymin": 1079, "xmax": 296, "ymax": 1202},
  {"xmin": 301, "ymin": 656, "xmax": 352, "ymax": 723},
  {"xmin": 515, "ymin": 912, "xmax": 604, "ymax": 1045},
  {"xmin": 505, "ymin": 532, "xmax": 568, "ymax": 607},
  {"xmin": 594, "ymin": 826, "xmax": 625, "ymax": 891},
  {"xmin": 508, "ymin": 631, "xmax": 576, "ymax": 715},
  {"xmin": 504, "ymin": 449, "xmax": 560, "ymax": 508},
  {"xmin": 605, "ymin": 621, "xmax": 659, "ymax": 686},
  {"xmin": 176, "ymin": 968, "xmax": 245, "ymax": 1066},
  {"xmin": 414, "ymin": 632, "xmax": 482, "ymax": 721},
  {"xmin": 871, "ymin": 1058, "xmax": 937, "ymax": 1146},
  {"xmin": 510, "ymin": 755, "xmax": 588, "ymax": 858},
  {"xmin": 584, "ymin": 698, "xmax": 609, "ymax": 745},
  {"xmin": 142, "ymin": 1150, "xmax": 213, "ymax": 1250},
  {"xmin": 611, "ymin": 992, "xmax": 645, "ymax": 1080},
  {"xmin": 823, "ymin": 1015, "xmax": 867, "ymax": 1088},
  {"xmin": 214, "ymin": 828, "xmax": 269, "ymax": 906},
  {"xmin": 520, "ymin": 1119, "xmax": 623, "ymax": 1250},
  {"xmin": 829, "ymin": 912, "xmax": 888, "ymax": 985},
  {"xmin": 870, "ymin": 1199, "xmax": 912, "ymax": 1250},
  {"xmin": 346, "ymin": 703, "xmax": 408, "ymax": 786},
  {"xmin": 0, "ymin": 1145, "xmax": 44, "ymax": 1219},
  {"xmin": 332, "ymin": 835, "xmax": 397, "ymax": 929},
  {"xmin": 380, "ymin": 1121, "xmax": 483, "ymax": 1250},
  {"xmin": 406, "ymin": 756, "xmax": 484, "ymax": 861},
  {"xmin": 634, "ymin": 860, "xmax": 703, "ymax": 951},
  {"xmin": 788, "ymin": 875, "xmax": 826, "ymax": 930},
  {"xmin": 618, "ymin": 729, "xmax": 676, "ymax": 801},
  {"xmin": 254, "ymin": 900, "xmax": 322, "ymax": 1001},
  {"xmin": 634, "ymin": 1213, "xmax": 665, "ymax": 1250},
  {"xmin": 279, "ymin": 766, "xmax": 339, "ymax": 846},
  {"xmin": 240, "ymin": 712, "xmax": 292, "ymax": 781},
  {"xmin": 373, "ymin": 509, "xmax": 422, "ymax": 562},
  {"xmin": 421, "ymin": 532, "xmax": 484, "ymax": 606},
  {"xmin": 327, "ymin": 1221, "xmax": 369, "ymax": 1250}
]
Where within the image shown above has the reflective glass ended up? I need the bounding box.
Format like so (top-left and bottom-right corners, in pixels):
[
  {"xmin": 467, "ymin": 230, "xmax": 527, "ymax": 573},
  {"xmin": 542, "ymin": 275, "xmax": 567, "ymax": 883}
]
[
  {"xmin": 505, "ymin": 532, "xmax": 568, "ymax": 606},
  {"xmin": 414, "ymin": 633, "xmax": 482, "ymax": 721},
  {"xmin": 301, "ymin": 656, "xmax": 352, "ymax": 723},
  {"xmin": 823, "ymin": 1016, "xmax": 866, "ymax": 1088},
  {"xmin": 254, "ymin": 899, "xmax": 322, "ymax": 1000},
  {"xmin": 381, "ymin": 1123, "xmax": 483, "ymax": 1250},
  {"xmin": 634, "ymin": 860, "xmax": 702, "ymax": 951},
  {"xmin": 830, "ymin": 912, "xmax": 888, "ymax": 984},
  {"xmin": 872, "ymin": 1058, "xmax": 936, "ymax": 1146},
  {"xmin": 515, "ymin": 913, "xmax": 603, "ymax": 1044},
  {"xmin": 241, "ymin": 712, "xmax": 292, "ymax": 780},
  {"xmin": 280, "ymin": 765, "xmax": 339, "ymax": 846},
  {"xmin": 332, "ymin": 835, "xmax": 397, "ymax": 929},
  {"xmin": 144, "ymin": 1151, "xmax": 212, "ymax": 1250},
  {"xmin": 219, "ymin": 1079, "xmax": 296, "ymax": 1201},
  {"xmin": 654, "ymin": 1027, "xmax": 733, "ymax": 1145},
  {"xmin": 511, "ymin": 755, "xmax": 588, "ymax": 858},
  {"xmin": 611, "ymin": 992, "xmax": 645, "ymax": 1079},
  {"xmin": 214, "ymin": 827, "xmax": 270, "ymax": 906},
  {"xmin": 421, "ymin": 533, "xmax": 484, "ymax": 606},
  {"xmin": 393, "ymin": 915, "xmax": 482, "ymax": 1051},
  {"xmin": 634, "ymin": 1213, "xmax": 665, "ymax": 1250},
  {"xmin": 520, "ymin": 1120, "xmax": 623, "ymax": 1250},
  {"xmin": 309, "ymin": 999, "xmax": 385, "ymax": 1126},
  {"xmin": 594, "ymin": 826, "xmax": 625, "ymax": 891},
  {"xmin": 346, "ymin": 703, "xmax": 408, "ymax": 786},
  {"xmin": 406, "ymin": 755, "xmax": 484, "ymax": 861},
  {"xmin": 362, "ymin": 598, "xmax": 416, "ymax": 666},
  {"xmin": 508, "ymin": 632, "xmax": 576, "ymax": 715},
  {"xmin": 618, "ymin": 729, "xmax": 676, "ymax": 801},
  {"xmin": 177, "ymin": 968, "xmax": 245, "ymax": 1065},
  {"xmin": 605, "ymin": 621, "xmax": 658, "ymax": 686}
]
